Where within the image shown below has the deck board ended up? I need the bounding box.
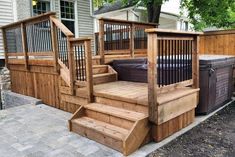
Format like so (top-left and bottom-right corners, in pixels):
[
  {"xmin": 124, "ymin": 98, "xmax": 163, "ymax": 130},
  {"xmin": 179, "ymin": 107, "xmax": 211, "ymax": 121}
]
[{"xmin": 94, "ymin": 81, "xmax": 148, "ymax": 106}]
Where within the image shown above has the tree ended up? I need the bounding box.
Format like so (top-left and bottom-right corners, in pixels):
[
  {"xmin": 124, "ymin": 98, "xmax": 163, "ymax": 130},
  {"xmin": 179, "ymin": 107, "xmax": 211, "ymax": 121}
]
[
  {"xmin": 93, "ymin": 0, "xmax": 235, "ymax": 30},
  {"xmin": 181, "ymin": 0, "xmax": 235, "ymax": 30}
]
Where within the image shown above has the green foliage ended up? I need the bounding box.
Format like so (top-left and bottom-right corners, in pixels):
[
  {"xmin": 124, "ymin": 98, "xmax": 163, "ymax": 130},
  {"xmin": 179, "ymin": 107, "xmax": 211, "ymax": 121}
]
[
  {"xmin": 93, "ymin": 0, "xmax": 235, "ymax": 30},
  {"xmin": 93, "ymin": 0, "xmax": 114, "ymax": 8},
  {"xmin": 181, "ymin": 0, "xmax": 235, "ymax": 30}
]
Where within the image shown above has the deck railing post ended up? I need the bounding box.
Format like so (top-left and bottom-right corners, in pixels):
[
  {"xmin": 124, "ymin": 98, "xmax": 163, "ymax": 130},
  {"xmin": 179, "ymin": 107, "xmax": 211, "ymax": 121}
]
[
  {"xmin": 2, "ymin": 28, "xmax": 8, "ymax": 68},
  {"xmin": 21, "ymin": 23, "xmax": 29, "ymax": 70},
  {"xmin": 99, "ymin": 19, "xmax": 105, "ymax": 64},
  {"xmin": 50, "ymin": 16, "xmax": 59, "ymax": 73},
  {"xmin": 192, "ymin": 36, "xmax": 199, "ymax": 89},
  {"xmin": 147, "ymin": 33, "xmax": 158, "ymax": 123},
  {"xmin": 130, "ymin": 23, "xmax": 135, "ymax": 58},
  {"xmin": 67, "ymin": 38, "xmax": 75, "ymax": 94},
  {"xmin": 85, "ymin": 39, "xmax": 94, "ymax": 102}
]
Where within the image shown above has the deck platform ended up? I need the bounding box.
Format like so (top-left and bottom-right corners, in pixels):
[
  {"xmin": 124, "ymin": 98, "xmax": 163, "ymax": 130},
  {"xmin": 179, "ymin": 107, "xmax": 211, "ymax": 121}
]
[{"xmin": 94, "ymin": 81, "xmax": 148, "ymax": 106}]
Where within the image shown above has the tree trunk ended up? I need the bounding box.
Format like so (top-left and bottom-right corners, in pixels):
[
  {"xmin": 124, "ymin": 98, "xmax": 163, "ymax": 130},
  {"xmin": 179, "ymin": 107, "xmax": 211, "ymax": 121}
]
[{"xmin": 147, "ymin": 1, "xmax": 162, "ymax": 24}]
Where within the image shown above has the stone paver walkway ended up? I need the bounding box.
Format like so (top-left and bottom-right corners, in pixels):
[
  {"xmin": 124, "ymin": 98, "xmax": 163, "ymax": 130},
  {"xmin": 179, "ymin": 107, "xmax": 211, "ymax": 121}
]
[{"xmin": 0, "ymin": 104, "xmax": 123, "ymax": 157}]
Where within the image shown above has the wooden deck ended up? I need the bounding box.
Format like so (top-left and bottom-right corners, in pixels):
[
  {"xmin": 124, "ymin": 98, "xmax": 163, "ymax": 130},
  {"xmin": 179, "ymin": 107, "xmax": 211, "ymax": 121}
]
[{"xmin": 2, "ymin": 13, "xmax": 202, "ymax": 155}]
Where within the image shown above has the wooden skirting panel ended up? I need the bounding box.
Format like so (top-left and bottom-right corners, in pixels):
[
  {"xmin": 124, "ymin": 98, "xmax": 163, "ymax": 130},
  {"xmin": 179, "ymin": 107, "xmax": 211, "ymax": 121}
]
[
  {"xmin": 152, "ymin": 109, "xmax": 195, "ymax": 142},
  {"xmin": 10, "ymin": 68, "xmax": 60, "ymax": 108},
  {"xmin": 59, "ymin": 101, "xmax": 81, "ymax": 113}
]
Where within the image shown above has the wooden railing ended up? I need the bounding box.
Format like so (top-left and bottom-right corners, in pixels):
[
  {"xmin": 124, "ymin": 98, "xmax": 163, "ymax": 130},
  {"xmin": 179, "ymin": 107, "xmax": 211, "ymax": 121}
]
[
  {"xmin": 146, "ymin": 28, "xmax": 201, "ymax": 123},
  {"xmin": 1, "ymin": 12, "xmax": 56, "ymax": 70},
  {"xmin": 1, "ymin": 12, "xmax": 93, "ymax": 102},
  {"xmin": 97, "ymin": 18, "xmax": 157, "ymax": 63}
]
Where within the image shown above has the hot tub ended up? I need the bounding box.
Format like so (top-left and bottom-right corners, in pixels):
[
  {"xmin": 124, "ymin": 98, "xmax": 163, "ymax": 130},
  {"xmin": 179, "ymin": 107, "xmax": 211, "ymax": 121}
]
[{"xmin": 197, "ymin": 55, "xmax": 235, "ymax": 114}]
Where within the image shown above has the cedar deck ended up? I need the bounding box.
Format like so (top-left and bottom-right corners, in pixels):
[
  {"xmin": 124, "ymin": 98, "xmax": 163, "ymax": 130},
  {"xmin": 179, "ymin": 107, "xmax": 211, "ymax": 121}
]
[{"xmin": 1, "ymin": 12, "xmax": 201, "ymax": 155}]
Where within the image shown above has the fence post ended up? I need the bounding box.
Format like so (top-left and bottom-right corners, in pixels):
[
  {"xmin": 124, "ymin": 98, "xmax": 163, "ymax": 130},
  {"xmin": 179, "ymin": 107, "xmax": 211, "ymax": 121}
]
[
  {"xmin": 67, "ymin": 38, "xmax": 75, "ymax": 94},
  {"xmin": 21, "ymin": 23, "xmax": 28, "ymax": 70},
  {"xmin": 192, "ymin": 35, "xmax": 199, "ymax": 89},
  {"xmin": 2, "ymin": 29, "xmax": 8, "ymax": 68},
  {"xmin": 99, "ymin": 19, "xmax": 105, "ymax": 64},
  {"xmin": 147, "ymin": 33, "xmax": 158, "ymax": 124},
  {"xmin": 130, "ymin": 23, "xmax": 135, "ymax": 58},
  {"xmin": 50, "ymin": 16, "xmax": 59, "ymax": 73},
  {"xmin": 85, "ymin": 39, "xmax": 94, "ymax": 102}
]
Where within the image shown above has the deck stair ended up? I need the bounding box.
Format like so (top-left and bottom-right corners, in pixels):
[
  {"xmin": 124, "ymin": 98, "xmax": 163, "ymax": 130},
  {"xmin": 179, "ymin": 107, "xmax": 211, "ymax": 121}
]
[
  {"xmin": 69, "ymin": 103, "xmax": 150, "ymax": 155},
  {"xmin": 92, "ymin": 65, "xmax": 117, "ymax": 85},
  {"xmin": 58, "ymin": 65, "xmax": 117, "ymax": 112}
]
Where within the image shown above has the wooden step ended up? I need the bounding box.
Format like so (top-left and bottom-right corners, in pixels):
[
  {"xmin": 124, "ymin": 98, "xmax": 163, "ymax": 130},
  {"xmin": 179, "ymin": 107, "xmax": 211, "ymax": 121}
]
[
  {"xmin": 86, "ymin": 103, "xmax": 146, "ymax": 121},
  {"xmin": 93, "ymin": 65, "xmax": 108, "ymax": 75},
  {"xmin": 85, "ymin": 103, "xmax": 147, "ymax": 129},
  {"xmin": 95, "ymin": 96, "xmax": 148, "ymax": 114},
  {"xmin": 69, "ymin": 105, "xmax": 150, "ymax": 155},
  {"xmin": 93, "ymin": 73, "xmax": 117, "ymax": 85},
  {"xmin": 71, "ymin": 117, "xmax": 128, "ymax": 152}
]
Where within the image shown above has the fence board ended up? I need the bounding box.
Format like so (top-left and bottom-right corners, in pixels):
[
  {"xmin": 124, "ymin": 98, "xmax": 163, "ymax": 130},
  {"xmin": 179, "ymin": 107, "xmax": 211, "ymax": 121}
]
[{"xmin": 200, "ymin": 30, "xmax": 235, "ymax": 55}]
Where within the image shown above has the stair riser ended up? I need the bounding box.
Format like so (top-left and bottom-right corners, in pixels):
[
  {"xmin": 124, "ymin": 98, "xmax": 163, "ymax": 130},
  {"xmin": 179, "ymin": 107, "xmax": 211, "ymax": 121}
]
[
  {"xmin": 93, "ymin": 67, "xmax": 108, "ymax": 75},
  {"xmin": 71, "ymin": 122, "xmax": 123, "ymax": 152},
  {"xmin": 76, "ymin": 67, "xmax": 108, "ymax": 75},
  {"xmin": 85, "ymin": 110, "xmax": 134, "ymax": 130},
  {"xmin": 94, "ymin": 74, "xmax": 117, "ymax": 85},
  {"xmin": 95, "ymin": 97, "xmax": 148, "ymax": 114}
]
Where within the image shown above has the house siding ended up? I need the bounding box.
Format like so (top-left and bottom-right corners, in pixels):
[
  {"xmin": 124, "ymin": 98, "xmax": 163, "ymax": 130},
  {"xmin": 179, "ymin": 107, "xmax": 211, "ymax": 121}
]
[
  {"xmin": 0, "ymin": 0, "xmax": 14, "ymax": 55},
  {"xmin": 77, "ymin": 0, "xmax": 93, "ymax": 37},
  {"xmin": 15, "ymin": 0, "xmax": 31, "ymax": 20},
  {"xmin": 54, "ymin": 0, "xmax": 60, "ymax": 18}
]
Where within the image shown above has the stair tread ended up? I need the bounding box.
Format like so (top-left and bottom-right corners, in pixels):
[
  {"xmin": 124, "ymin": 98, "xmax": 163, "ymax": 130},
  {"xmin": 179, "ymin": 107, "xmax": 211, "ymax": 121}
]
[
  {"xmin": 93, "ymin": 65, "xmax": 108, "ymax": 68},
  {"xmin": 86, "ymin": 103, "xmax": 147, "ymax": 121},
  {"xmin": 93, "ymin": 73, "xmax": 115, "ymax": 78},
  {"xmin": 72, "ymin": 117, "xmax": 129, "ymax": 140}
]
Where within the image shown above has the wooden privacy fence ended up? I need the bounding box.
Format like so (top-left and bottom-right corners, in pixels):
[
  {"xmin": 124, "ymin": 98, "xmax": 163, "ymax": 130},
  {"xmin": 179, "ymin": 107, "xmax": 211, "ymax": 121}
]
[
  {"xmin": 200, "ymin": 29, "xmax": 235, "ymax": 55},
  {"xmin": 1, "ymin": 12, "xmax": 93, "ymax": 103},
  {"xmin": 96, "ymin": 18, "xmax": 157, "ymax": 63},
  {"xmin": 146, "ymin": 28, "xmax": 201, "ymax": 123}
]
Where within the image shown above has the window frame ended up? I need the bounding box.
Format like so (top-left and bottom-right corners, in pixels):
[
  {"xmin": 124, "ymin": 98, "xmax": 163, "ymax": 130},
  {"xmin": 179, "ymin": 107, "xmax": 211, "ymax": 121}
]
[
  {"xmin": 31, "ymin": 0, "xmax": 52, "ymax": 16},
  {"xmin": 59, "ymin": 0, "xmax": 77, "ymax": 36}
]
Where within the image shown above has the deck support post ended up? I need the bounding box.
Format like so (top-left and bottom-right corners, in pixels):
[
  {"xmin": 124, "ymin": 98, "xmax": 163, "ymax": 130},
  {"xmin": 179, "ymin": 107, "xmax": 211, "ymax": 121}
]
[
  {"xmin": 192, "ymin": 36, "xmax": 199, "ymax": 89},
  {"xmin": 85, "ymin": 39, "xmax": 94, "ymax": 103},
  {"xmin": 21, "ymin": 23, "xmax": 29, "ymax": 70},
  {"xmin": 147, "ymin": 33, "xmax": 158, "ymax": 124},
  {"xmin": 130, "ymin": 23, "xmax": 135, "ymax": 58},
  {"xmin": 50, "ymin": 16, "xmax": 59, "ymax": 73},
  {"xmin": 67, "ymin": 38, "xmax": 75, "ymax": 94},
  {"xmin": 99, "ymin": 19, "xmax": 105, "ymax": 64}
]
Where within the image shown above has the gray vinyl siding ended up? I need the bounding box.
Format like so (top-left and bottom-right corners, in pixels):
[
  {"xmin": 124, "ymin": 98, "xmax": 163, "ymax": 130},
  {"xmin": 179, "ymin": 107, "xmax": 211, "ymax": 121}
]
[
  {"xmin": 54, "ymin": 0, "xmax": 60, "ymax": 18},
  {"xmin": 15, "ymin": 0, "xmax": 31, "ymax": 20},
  {"xmin": 0, "ymin": 0, "xmax": 14, "ymax": 55},
  {"xmin": 77, "ymin": 0, "xmax": 94, "ymax": 37}
]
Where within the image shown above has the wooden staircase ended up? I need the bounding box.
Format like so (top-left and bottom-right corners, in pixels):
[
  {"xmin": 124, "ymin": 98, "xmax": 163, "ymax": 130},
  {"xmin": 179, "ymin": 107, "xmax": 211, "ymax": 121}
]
[
  {"xmin": 93, "ymin": 65, "xmax": 117, "ymax": 85},
  {"xmin": 58, "ymin": 64, "xmax": 118, "ymax": 112},
  {"xmin": 67, "ymin": 65, "xmax": 150, "ymax": 155},
  {"xmin": 69, "ymin": 103, "xmax": 149, "ymax": 155},
  {"xmin": 51, "ymin": 16, "xmax": 150, "ymax": 155}
]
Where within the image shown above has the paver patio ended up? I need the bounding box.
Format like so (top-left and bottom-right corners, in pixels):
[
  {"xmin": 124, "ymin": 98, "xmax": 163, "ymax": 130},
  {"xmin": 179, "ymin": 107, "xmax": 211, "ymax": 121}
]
[{"xmin": 0, "ymin": 104, "xmax": 123, "ymax": 157}]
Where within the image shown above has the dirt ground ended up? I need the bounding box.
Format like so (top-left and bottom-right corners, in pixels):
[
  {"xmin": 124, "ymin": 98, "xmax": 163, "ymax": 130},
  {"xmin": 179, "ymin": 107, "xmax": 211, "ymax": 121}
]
[{"xmin": 149, "ymin": 102, "xmax": 235, "ymax": 157}]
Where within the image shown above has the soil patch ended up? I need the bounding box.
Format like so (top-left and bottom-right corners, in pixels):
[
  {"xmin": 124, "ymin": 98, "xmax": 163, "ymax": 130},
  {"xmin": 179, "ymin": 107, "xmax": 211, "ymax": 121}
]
[{"xmin": 149, "ymin": 102, "xmax": 235, "ymax": 157}]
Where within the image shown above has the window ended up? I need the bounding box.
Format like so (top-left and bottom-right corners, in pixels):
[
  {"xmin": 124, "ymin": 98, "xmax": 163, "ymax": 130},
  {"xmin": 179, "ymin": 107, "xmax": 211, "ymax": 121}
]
[
  {"xmin": 60, "ymin": 0, "xmax": 75, "ymax": 34},
  {"xmin": 32, "ymin": 0, "xmax": 51, "ymax": 16},
  {"xmin": 180, "ymin": 20, "xmax": 189, "ymax": 31}
]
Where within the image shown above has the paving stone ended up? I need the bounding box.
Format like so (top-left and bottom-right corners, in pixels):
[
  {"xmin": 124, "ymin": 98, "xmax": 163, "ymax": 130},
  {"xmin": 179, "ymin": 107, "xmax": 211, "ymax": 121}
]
[{"xmin": 76, "ymin": 144, "xmax": 100, "ymax": 156}]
